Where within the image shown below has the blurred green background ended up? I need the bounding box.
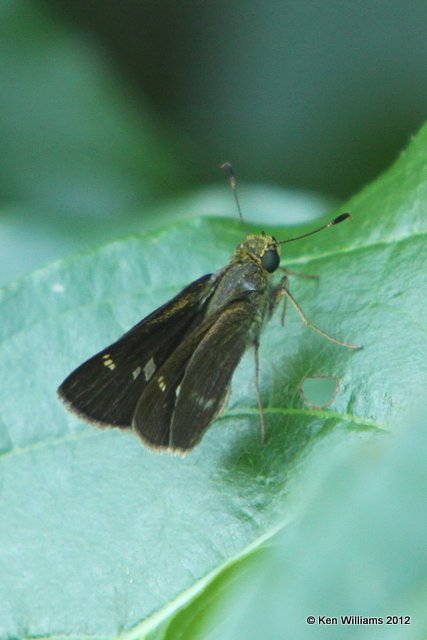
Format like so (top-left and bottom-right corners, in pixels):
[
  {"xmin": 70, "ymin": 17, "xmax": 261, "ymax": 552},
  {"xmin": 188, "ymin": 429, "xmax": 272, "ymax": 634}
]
[{"xmin": 1, "ymin": 0, "xmax": 427, "ymax": 284}]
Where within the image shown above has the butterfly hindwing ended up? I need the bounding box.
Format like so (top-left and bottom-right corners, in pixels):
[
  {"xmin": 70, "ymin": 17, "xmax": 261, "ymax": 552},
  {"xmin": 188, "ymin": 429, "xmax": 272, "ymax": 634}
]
[
  {"xmin": 133, "ymin": 301, "xmax": 257, "ymax": 451},
  {"xmin": 57, "ymin": 274, "xmax": 215, "ymax": 427}
]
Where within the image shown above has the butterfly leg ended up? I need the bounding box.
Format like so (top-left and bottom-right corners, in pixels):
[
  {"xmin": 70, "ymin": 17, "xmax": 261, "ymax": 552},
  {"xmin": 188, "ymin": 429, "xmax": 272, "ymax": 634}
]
[
  {"xmin": 270, "ymin": 275, "xmax": 289, "ymax": 326},
  {"xmin": 281, "ymin": 281, "xmax": 362, "ymax": 350},
  {"xmin": 280, "ymin": 291, "xmax": 288, "ymax": 327},
  {"xmin": 253, "ymin": 341, "xmax": 266, "ymax": 444},
  {"xmin": 275, "ymin": 269, "xmax": 318, "ymax": 325}
]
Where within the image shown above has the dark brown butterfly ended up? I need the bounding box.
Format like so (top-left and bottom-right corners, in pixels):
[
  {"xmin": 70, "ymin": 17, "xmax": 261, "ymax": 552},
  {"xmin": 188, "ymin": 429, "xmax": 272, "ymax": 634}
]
[{"xmin": 58, "ymin": 164, "xmax": 360, "ymax": 453}]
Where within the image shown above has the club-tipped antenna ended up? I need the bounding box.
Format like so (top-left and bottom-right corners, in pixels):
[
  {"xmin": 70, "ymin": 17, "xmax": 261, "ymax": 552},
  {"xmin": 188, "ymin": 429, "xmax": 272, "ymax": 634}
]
[
  {"xmin": 276, "ymin": 213, "xmax": 351, "ymax": 245},
  {"xmin": 221, "ymin": 161, "xmax": 247, "ymax": 229}
]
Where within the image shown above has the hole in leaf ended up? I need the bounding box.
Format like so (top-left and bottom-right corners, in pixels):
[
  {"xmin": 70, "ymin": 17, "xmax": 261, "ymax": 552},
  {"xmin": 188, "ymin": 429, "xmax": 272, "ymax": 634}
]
[{"xmin": 299, "ymin": 375, "xmax": 340, "ymax": 410}]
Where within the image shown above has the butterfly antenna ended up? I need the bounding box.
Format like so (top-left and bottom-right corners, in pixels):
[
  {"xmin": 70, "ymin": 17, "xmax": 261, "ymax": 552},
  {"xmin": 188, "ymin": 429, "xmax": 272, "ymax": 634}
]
[
  {"xmin": 221, "ymin": 162, "xmax": 247, "ymax": 229},
  {"xmin": 277, "ymin": 213, "xmax": 351, "ymax": 245}
]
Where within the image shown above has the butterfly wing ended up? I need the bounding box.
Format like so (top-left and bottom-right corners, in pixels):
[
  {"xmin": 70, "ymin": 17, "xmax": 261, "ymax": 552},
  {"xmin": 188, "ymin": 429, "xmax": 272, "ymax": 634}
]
[
  {"xmin": 133, "ymin": 301, "xmax": 257, "ymax": 451},
  {"xmin": 57, "ymin": 274, "xmax": 214, "ymax": 427}
]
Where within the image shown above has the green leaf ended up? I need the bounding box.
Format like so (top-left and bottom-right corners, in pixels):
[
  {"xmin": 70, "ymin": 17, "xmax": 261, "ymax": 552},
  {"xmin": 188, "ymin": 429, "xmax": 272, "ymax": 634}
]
[
  {"xmin": 1, "ymin": 120, "xmax": 427, "ymax": 638},
  {"xmin": 200, "ymin": 414, "xmax": 427, "ymax": 640}
]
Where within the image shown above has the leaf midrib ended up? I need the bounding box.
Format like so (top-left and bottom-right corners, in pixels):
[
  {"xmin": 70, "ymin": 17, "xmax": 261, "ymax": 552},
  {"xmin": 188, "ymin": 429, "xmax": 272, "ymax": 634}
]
[{"xmin": 0, "ymin": 406, "xmax": 385, "ymax": 465}]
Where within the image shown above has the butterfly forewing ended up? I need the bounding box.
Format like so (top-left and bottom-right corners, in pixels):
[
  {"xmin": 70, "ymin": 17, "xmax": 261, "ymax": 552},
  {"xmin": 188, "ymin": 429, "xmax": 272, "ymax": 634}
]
[{"xmin": 58, "ymin": 274, "xmax": 215, "ymax": 427}]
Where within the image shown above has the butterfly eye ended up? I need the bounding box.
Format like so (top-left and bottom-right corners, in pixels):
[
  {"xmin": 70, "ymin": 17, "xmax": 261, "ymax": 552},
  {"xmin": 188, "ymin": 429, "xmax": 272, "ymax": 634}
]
[{"xmin": 261, "ymin": 249, "xmax": 280, "ymax": 273}]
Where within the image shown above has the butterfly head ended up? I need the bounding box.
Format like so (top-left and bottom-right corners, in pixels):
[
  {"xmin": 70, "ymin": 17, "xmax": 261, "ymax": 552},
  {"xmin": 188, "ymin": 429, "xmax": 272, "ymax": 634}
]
[{"xmin": 236, "ymin": 234, "xmax": 281, "ymax": 273}]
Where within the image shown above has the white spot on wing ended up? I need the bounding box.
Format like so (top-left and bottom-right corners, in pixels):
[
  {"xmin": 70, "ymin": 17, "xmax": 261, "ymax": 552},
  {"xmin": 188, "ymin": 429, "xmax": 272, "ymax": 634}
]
[
  {"xmin": 192, "ymin": 393, "xmax": 214, "ymax": 409},
  {"xmin": 102, "ymin": 354, "xmax": 116, "ymax": 370},
  {"xmin": 143, "ymin": 357, "xmax": 156, "ymax": 381},
  {"xmin": 158, "ymin": 375, "xmax": 167, "ymax": 392},
  {"xmin": 132, "ymin": 366, "xmax": 141, "ymax": 380}
]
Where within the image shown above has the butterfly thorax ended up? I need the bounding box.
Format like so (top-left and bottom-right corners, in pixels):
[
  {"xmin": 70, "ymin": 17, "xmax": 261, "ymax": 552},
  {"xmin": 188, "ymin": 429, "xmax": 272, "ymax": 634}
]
[{"xmin": 204, "ymin": 234, "xmax": 280, "ymax": 323}]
